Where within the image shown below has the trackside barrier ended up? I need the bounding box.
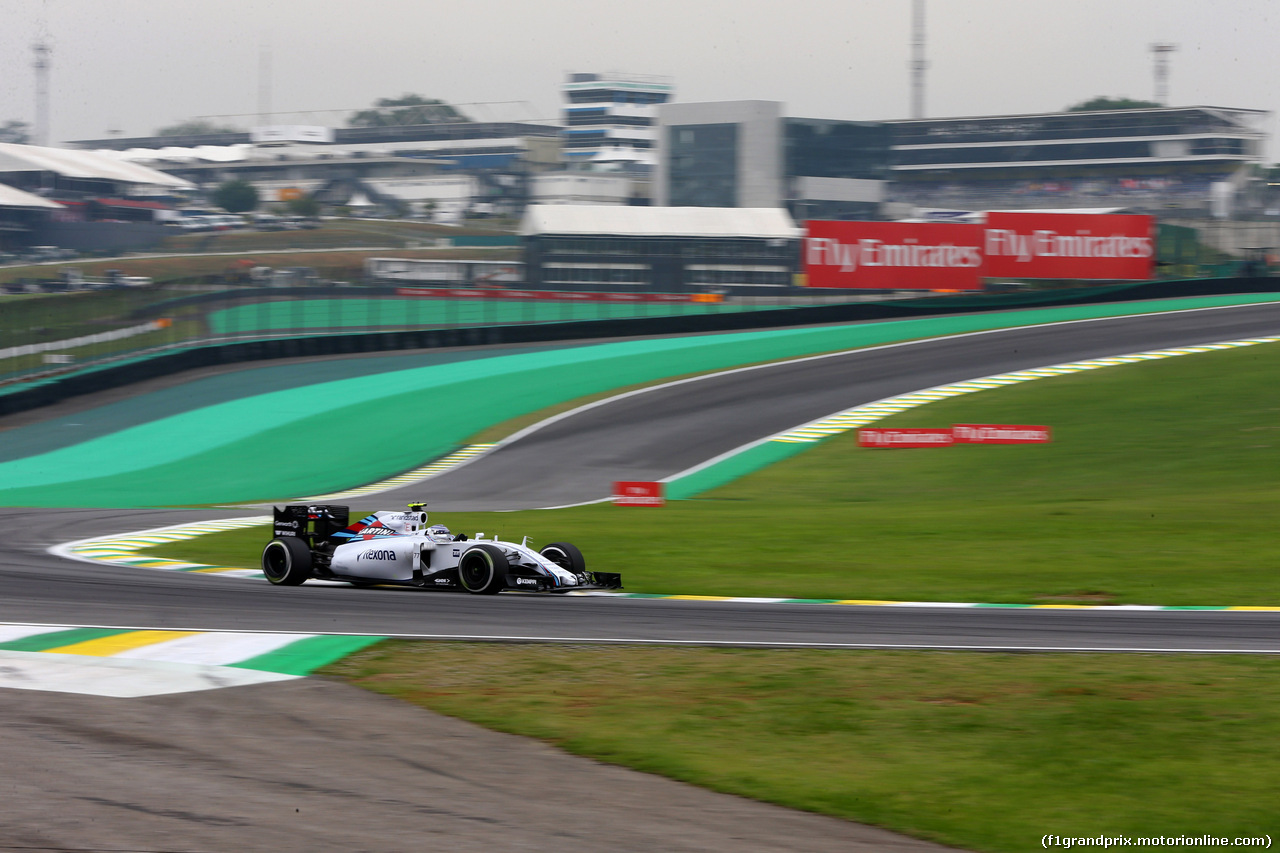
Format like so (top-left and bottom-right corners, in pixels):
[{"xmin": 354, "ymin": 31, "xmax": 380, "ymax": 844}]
[
  {"xmin": 126, "ymin": 275, "xmax": 1278, "ymax": 322},
  {"xmin": 394, "ymin": 287, "xmax": 693, "ymax": 303},
  {"xmin": 2, "ymin": 276, "xmax": 1278, "ymax": 419}
]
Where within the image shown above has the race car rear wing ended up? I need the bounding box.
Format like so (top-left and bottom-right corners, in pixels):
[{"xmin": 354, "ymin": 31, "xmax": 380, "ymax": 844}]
[{"xmin": 273, "ymin": 504, "xmax": 350, "ymax": 547}]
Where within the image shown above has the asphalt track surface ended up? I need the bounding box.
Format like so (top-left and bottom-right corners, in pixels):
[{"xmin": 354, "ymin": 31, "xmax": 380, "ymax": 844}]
[{"xmin": 2, "ymin": 301, "xmax": 1280, "ymax": 652}]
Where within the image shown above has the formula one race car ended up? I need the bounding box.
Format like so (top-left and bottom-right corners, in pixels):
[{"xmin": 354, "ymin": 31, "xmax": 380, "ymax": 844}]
[{"xmin": 260, "ymin": 503, "xmax": 622, "ymax": 594}]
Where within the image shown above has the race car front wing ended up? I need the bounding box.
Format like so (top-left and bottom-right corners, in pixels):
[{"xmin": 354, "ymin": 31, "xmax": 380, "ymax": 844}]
[{"xmin": 510, "ymin": 571, "xmax": 623, "ymax": 593}]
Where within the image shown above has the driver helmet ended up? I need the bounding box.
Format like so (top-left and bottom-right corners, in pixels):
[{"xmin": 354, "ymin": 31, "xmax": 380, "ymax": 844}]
[{"xmin": 426, "ymin": 523, "xmax": 451, "ymax": 538}]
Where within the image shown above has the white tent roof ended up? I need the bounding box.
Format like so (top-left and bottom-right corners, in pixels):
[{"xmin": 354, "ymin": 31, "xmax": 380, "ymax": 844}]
[
  {"xmin": 520, "ymin": 205, "xmax": 800, "ymax": 239},
  {"xmin": 0, "ymin": 143, "xmax": 194, "ymax": 188},
  {"xmin": 984, "ymin": 208, "xmax": 1133, "ymax": 216},
  {"xmin": 0, "ymin": 184, "xmax": 65, "ymax": 209}
]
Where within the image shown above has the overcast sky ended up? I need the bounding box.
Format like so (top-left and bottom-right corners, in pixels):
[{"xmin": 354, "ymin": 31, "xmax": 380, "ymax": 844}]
[{"xmin": 1, "ymin": 0, "xmax": 1277, "ymax": 156}]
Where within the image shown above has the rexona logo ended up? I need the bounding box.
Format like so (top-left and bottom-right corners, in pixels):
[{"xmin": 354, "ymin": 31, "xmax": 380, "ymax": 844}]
[{"xmin": 357, "ymin": 549, "xmax": 397, "ymax": 561}]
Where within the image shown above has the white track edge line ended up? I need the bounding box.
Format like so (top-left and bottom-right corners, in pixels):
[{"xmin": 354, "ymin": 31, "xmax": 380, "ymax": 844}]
[{"xmin": 0, "ymin": 622, "xmax": 1275, "ymax": 653}]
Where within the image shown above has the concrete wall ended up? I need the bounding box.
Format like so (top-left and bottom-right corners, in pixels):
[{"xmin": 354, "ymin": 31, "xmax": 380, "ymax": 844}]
[{"xmin": 794, "ymin": 176, "xmax": 884, "ymax": 203}]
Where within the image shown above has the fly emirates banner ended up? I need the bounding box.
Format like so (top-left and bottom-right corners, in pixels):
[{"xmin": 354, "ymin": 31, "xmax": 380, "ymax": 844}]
[{"xmin": 805, "ymin": 212, "xmax": 1155, "ymax": 289}]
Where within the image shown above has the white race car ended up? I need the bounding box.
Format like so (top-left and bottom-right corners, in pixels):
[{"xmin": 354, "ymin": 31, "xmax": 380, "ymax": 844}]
[{"xmin": 260, "ymin": 503, "xmax": 621, "ymax": 594}]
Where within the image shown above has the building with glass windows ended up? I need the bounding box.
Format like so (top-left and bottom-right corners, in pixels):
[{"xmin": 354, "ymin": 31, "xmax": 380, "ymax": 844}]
[
  {"xmin": 655, "ymin": 101, "xmax": 890, "ymax": 219},
  {"xmin": 884, "ymin": 106, "xmax": 1268, "ymax": 215},
  {"xmin": 520, "ymin": 204, "xmax": 801, "ymax": 293},
  {"xmin": 560, "ymin": 72, "xmax": 674, "ymax": 171}
]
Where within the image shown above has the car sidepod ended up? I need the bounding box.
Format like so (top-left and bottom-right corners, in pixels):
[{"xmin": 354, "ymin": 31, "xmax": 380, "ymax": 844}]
[{"xmin": 329, "ymin": 536, "xmax": 419, "ymax": 582}]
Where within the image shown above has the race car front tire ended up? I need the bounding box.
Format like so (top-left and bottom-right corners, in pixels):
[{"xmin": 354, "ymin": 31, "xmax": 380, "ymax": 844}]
[
  {"xmin": 261, "ymin": 537, "xmax": 313, "ymax": 586},
  {"xmin": 458, "ymin": 544, "xmax": 509, "ymax": 595},
  {"xmin": 540, "ymin": 542, "xmax": 586, "ymax": 575}
]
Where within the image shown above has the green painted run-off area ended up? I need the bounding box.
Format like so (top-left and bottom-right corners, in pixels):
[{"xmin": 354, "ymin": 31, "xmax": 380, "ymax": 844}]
[{"xmin": 0, "ymin": 292, "xmax": 1276, "ymax": 508}]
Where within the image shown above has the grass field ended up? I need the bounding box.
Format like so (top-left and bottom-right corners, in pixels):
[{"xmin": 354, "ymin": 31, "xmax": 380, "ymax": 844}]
[
  {"xmin": 0, "ymin": 318, "xmax": 201, "ymax": 377},
  {"xmin": 158, "ymin": 217, "xmax": 514, "ymax": 255},
  {"xmin": 324, "ymin": 644, "xmax": 1280, "ymax": 852},
  {"xmin": 0, "ymin": 286, "xmax": 162, "ymax": 346},
  {"xmin": 0, "ymin": 214, "xmax": 518, "ymax": 286},
  {"xmin": 0, "ymin": 246, "xmax": 519, "ymax": 287}
]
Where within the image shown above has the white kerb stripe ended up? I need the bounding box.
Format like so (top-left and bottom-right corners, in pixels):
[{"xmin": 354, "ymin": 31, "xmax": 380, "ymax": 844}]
[{"xmin": 111, "ymin": 631, "xmax": 318, "ymax": 665}]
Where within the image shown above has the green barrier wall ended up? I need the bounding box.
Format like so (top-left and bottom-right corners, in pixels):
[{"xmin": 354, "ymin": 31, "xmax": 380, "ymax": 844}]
[{"xmin": 207, "ymin": 298, "xmax": 767, "ymax": 335}]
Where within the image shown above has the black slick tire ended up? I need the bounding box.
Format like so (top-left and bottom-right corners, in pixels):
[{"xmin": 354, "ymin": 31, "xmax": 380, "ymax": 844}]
[
  {"xmin": 261, "ymin": 537, "xmax": 313, "ymax": 586},
  {"xmin": 540, "ymin": 542, "xmax": 586, "ymax": 575},
  {"xmin": 458, "ymin": 544, "xmax": 509, "ymax": 595}
]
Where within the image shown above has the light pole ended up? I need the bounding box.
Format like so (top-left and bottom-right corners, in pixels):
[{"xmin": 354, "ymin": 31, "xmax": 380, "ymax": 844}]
[
  {"xmin": 33, "ymin": 41, "xmax": 51, "ymax": 146},
  {"xmin": 1150, "ymin": 43, "xmax": 1177, "ymax": 106},
  {"xmin": 910, "ymin": 0, "xmax": 928, "ymax": 119}
]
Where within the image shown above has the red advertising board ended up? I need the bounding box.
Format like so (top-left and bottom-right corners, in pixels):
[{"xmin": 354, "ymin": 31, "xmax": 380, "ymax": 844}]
[
  {"xmin": 612, "ymin": 481, "xmax": 665, "ymax": 507},
  {"xmin": 982, "ymin": 212, "xmax": 1155, "ymax": 280},
  {"xmin": 858, "ymin": 429, "xmax": 955, "ymax": 449},
  {"xmin": 805, "ymin": 221, "xmax": 984, "ymax": 290},
  {"xmin": 952, "ymin": 424, "xmax": 1052, "ymax": 444}
]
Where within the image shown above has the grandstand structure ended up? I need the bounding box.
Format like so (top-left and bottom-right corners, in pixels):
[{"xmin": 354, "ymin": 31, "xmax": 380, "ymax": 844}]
[
  {"xmin": 885, "ymin": 106, "xmax": 1268, "ymax": 217},
  {"xmin": 0, "ymin": 143, "xmax": 192, "ymax": 251},
  {"xmin": 70, "ymin": 123, "xmax": 565, "ymax": 220}
]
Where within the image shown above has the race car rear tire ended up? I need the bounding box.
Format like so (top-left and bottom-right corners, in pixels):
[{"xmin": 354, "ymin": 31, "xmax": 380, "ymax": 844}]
[
  {"xmin": 458, "ymin": 544, "xmax": 508, "ymax": 595},
  {"xmin": 261, "ymin": 537, "xmax": 312, "ymax": 586},
  {"xmin": 540, "ymin": 542, "xmax": 586, "ymax": 575}
]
